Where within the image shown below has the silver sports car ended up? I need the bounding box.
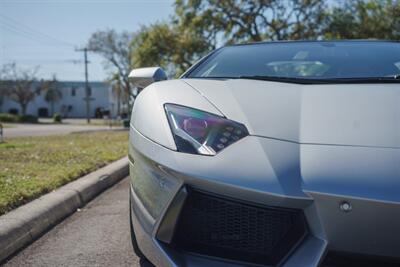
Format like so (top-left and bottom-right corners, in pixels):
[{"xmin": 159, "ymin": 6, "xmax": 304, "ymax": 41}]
[{"xmin": 128, "ymin": 40, "xmax": 400, "ymax": 267}]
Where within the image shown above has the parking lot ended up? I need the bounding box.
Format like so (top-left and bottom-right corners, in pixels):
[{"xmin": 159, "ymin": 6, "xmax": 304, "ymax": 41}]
[{"xmin": 3, "ymin": 178, "xmax": 148, "ymax": 267}]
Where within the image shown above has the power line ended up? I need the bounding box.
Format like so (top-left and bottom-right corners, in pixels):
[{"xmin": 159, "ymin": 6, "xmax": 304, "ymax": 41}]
[
  {"xmin": 0, "ymin": 21, "xmax": 53, "ymax": 45},
  {"xmin": 0, "ymin": 19, "xmax": 70, "ymax": 47},
  {"xmin": 0, "ymin": 0, "xmax": 168, "ymax": 3},
  {"xmin": 0, "ymin": 22, "xmax": 75, "ymax": 49},
  {"xmin": 2, "ymin": 51, "xmax": 81, "ymax": 55},
  {"xmin": 0, "ymin": 13, "xmax": 75, "ymax": 47},
  {"xmin": 1, "ymin": 44, "xmax": 76, "ymax": 48},
  {"xmin": 2, "ymin": 58, "xmax": 83, "ymax": 64},
  {"xmin": 0, "ymin": 15, "xmax": 83, "ymax": 69}
]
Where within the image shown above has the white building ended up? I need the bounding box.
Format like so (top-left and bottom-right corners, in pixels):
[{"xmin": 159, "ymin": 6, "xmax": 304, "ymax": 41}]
[{"xmin": 1, "ymin": 81, "xmax": 119, "ymax": 118}]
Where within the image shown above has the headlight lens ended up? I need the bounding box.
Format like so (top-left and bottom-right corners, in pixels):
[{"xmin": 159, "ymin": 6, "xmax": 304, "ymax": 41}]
[{"xmin": 164, "ymin": 104, "xmax": 248, "ymax": 155}]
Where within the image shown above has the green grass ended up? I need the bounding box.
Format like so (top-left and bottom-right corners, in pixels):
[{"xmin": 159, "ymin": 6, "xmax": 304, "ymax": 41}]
[
  {"xmin": 0, "ymin": 131, "xmax": 128, "ymax": 215},
  {"xmin": 1, "ymin": 123, "xmax": 15, "ymax": 128},
  {"xmin": 76, "ymin": 120, "xmax": 124, "ymax": 127}
]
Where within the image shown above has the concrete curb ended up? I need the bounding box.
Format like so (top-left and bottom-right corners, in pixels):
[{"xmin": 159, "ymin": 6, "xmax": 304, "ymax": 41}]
[{"xmin": 0, "ymin": 156, "xmax": 129, "ymax": 263}]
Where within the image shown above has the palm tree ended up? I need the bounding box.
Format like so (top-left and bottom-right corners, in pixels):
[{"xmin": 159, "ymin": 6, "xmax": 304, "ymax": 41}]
[
  {"xmin": 42, "ymin": 75, "xmax": 62, "ymax": 117},
  {"xmin": 108, "ymin": 73, "xmax": 123, "ymax": 117}
]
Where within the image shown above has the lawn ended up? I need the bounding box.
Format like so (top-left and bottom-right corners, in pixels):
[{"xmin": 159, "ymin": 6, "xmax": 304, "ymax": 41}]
[
  {"xmin": 1, "ymin": 123, "xmax": 15, "ymax": 128},
  {"xmin": 0, "ymin": 131, "xmax": 128, "ymax": 215}
]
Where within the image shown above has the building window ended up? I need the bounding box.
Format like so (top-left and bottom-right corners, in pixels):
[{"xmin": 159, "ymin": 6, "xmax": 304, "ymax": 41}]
[
  {"xmin": 38, "ymin": 107, "xmax": 49, "ymax": 117},
  {"xmin": 9, "ymin": 108, "xmax": 19, "ymax": 115},
  {"xmin": 71, "ymin": 87, "xmax": 77, "ymax": 96}
]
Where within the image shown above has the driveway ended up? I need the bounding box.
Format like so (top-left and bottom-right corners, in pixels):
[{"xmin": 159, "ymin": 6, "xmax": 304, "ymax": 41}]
[{"xmin": 3, "ymin": 178, "xmax": 149, "ymax": 267}]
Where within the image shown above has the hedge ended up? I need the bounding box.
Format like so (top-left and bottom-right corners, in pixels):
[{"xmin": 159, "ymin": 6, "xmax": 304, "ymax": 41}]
[{"xmin": 0, "ymin": 113, "xmax": 38, "ymax": 123}]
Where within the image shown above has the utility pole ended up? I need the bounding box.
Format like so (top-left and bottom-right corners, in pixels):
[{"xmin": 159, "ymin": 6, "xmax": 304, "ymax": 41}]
[
  {"xmin": 83, "ymin": 48, "xmax": 90, "ymax": 123},
  {"xmin": 76, "ymin": 47, "xmax": 91, "ymax": 123}
]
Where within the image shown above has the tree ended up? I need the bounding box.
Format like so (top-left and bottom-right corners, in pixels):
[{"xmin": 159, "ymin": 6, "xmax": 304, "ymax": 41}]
[
  {"xmin": 4, "ymin": 63, "xmax": 38, "ymax": 116},
  {"xmin": 174, "ymin": 0, "xmax": 327, "ymax": 44},
  {"xmin": 0, "ymin": 86, "xmax": 5, "ymax": 113},
  {"xmin": 130, "ymin": 1, "xmax": 328, "ymax": 77},
  {"xmin": 96, "ymin": 0, "xmax": 400, "ymax": 91},
  {"xmin": 131, "ymin": 22, "xmax": 211, "ymax": 77},
  {"xmin": 323, "ymin": 0, "xmax": 400, "ymax": 40},
  {"xmin": 41, "ymin": 75, "xmax": 62, "ymax": 116},
  {"xmin": 88, "ymin": 30, "xmax": 135, "ymax": 103},
  {"xmin": 0, "ymin": 64, "xmax": 11, "ymax": 112},
  {"xmin": 107, "ymin": 73, "xmax": 125, "ymax": 117}
]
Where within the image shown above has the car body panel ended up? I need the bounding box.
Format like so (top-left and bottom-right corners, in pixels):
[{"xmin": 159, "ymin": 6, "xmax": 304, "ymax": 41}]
[
  {"xmin": 301, "ymin": 145, "xmax": 400, "ymax": 202},
  {"xmin": 131, "ymin": 79, "xmax": 223, "ymax": 150},
  {"xmin": 184, "ymin": 78, "xmax": 400, "ymax": 148},
  {"xmin": 129, "ymin": 121, "xmax": 400, "ymax": 265}
]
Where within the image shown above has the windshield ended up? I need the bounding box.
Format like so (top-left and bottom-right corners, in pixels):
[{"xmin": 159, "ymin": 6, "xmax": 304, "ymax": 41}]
[{"xmin": 187, "ymin": 41, "xmax": 400, "ymax": 80}]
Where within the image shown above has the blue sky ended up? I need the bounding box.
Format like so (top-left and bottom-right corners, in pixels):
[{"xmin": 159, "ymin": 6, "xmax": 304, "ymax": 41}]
[{"xmin": 0, "ymin": 0, "xmax": 174, "ymax": 81}]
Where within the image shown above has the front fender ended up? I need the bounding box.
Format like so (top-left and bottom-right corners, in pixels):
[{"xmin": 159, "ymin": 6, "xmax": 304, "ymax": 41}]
[{"xmin": 131, "ymin": 79, "xmax": 223, "ymax": 150}]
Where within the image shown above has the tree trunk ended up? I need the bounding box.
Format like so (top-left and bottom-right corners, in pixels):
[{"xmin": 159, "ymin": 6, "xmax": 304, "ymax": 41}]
[
  {"xmin": 21, "ymin": 103, "xmax": 27, "ymax": 116},
  {"xmin": 117, "ymin": 90, "xmax": 121, "ymax": 117},
  {"xmin": 51, "ymin": 102, "xmax": 54, "ymax": 117}
]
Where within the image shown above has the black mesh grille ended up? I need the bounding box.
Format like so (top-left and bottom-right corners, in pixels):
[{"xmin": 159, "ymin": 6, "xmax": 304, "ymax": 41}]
[
  {"xmin": 172, "ymin": 189, "xmax": 308, "ymax": 266},
  {"xmin": 322, "ymin": 252, "xmax": 400, "ymax": 267}
]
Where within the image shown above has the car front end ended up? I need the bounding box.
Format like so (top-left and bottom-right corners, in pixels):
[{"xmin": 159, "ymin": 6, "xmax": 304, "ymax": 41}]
[{"xmin": 128, "ymin": 41, "xmax": 400, "ymax": 267}]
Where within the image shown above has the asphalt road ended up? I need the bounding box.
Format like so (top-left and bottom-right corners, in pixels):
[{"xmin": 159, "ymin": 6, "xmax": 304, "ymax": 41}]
[{"xmin": 3, "ymin": 178, "xmax": 149, "ymax": 267}]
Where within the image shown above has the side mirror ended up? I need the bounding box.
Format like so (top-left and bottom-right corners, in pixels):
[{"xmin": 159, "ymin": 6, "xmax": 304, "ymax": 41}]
[{"xmin": 128, "ymin": 67, "xmax": 167, "ymax": 89}]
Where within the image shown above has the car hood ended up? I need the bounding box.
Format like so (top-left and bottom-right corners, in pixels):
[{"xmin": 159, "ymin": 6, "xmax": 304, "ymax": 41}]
[{"xmin": 183, "ymin": 78, "xmax": 400, "ymax": 148}]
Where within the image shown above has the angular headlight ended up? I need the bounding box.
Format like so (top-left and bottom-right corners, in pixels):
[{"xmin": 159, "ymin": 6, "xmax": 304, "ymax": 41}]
[{"xmin": 164, "ymin": 104, "xmax": 248, "ymax": 155}]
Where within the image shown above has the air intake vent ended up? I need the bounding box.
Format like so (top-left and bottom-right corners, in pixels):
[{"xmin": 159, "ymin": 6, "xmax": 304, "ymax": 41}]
[
  {"xmin": 172, "ymin": 189, "xmax": 308, "ymax": 266},
  {"xmin": 322, "ymin": 252, "xmax": 400, "ymax": 267}
]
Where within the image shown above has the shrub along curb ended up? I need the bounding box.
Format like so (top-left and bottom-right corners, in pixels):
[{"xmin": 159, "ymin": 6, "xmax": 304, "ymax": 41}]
[
  {"xmin": 0, "ymin": 156, "xmax": 128, "ymax": 263},
  {"xmin": 0, "ymin": 113, "xmax": 38, "ymax": 123}
]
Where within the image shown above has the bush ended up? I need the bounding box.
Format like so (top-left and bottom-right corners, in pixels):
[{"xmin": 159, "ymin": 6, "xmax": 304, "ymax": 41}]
[
  {"xmin": 53, "ymin": 113, "xmax": 62, "ymax": 123},
  {"xmin": 0, "ymin": 113, "xmax": 19, "ymax": 123},
  {"xmin": 0, "ymin": 113, "xmax": 38, "ymax": 123},
  {"xmin": 19, "ymin": 115, "xmax": 38, "ymax": 123},
  {"xmin": 123, "ymin": 119, "xmax": 130, "ymax": 128}
]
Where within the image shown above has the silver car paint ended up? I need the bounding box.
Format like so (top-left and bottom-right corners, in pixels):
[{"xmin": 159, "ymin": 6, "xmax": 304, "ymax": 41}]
[
  {"xmin": 129, "ymin": 77, "xmax": 400, "ymax": 266},
  {"xmin": 130, "ymin": 127, "xmax": 328, "ymax": 267},
  {"xmin": 184, "ymin": 78, "xmax": 400, "ymax": 148},
  {"xmin": 131, "ymin": 79, "xmax": 223, "ymax": 150}
]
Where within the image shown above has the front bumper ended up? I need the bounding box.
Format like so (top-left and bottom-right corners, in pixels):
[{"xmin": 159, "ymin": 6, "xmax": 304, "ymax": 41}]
[{"xmin": 129, "ymin": 126, "xmax": 400, "ymax": 267}]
